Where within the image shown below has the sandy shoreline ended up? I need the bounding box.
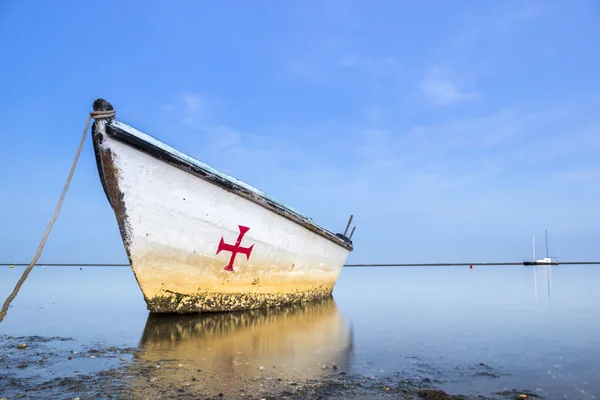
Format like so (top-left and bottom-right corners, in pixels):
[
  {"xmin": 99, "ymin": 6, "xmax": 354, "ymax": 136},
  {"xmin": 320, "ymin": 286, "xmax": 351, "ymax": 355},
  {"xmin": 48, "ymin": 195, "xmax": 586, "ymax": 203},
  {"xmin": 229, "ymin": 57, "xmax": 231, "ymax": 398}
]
[{"xmin": 0, "ymin": 334, "xmax": 540, "ymax": 400}]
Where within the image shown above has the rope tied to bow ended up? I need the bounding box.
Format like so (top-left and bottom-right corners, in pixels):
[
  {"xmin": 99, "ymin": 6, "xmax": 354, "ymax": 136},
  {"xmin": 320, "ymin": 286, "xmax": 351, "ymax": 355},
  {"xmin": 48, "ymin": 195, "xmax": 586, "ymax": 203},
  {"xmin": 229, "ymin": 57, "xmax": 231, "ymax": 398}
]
[{"xmin": 0, "ymin": 108, "xmax": 116, "ymax": 324}]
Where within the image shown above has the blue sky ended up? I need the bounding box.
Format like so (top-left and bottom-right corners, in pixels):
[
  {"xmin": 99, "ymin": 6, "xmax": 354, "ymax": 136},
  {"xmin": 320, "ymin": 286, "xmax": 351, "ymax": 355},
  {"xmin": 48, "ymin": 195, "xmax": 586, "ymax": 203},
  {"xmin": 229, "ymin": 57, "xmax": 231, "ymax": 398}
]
[{"xmin": 1, "ymin": 0, "xmax": 599, "ymax": 265}]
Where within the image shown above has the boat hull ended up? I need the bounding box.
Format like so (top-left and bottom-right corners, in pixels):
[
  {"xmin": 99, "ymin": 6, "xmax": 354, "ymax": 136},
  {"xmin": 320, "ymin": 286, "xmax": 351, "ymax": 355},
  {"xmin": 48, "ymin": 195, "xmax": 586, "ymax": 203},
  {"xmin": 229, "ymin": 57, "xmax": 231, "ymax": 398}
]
[
  {"xmin": 523, "ymin": 262, "xmax": 559, "ymax": 266},
  {"xmin": 92, "ymin": 114, "xmax": 352, "ymax": 313}
]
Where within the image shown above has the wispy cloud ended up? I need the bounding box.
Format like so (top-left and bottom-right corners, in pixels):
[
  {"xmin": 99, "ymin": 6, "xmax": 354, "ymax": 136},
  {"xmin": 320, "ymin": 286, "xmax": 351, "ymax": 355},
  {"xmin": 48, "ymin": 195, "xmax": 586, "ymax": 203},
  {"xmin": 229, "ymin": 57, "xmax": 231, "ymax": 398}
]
[
  {"xmin": 181, "ymin": 93, "xmax": 206, "ymax": 125},
  {"xmin": 421, "ymin": 68, "xmax": 480, "ymax": 106},
  {"xmin": 405, "ymin": 108, "xmax": 539, "ymax": 151},
  {"xmin": 163, "ymin": 93, "xmax": 217, "ymax": 129},
  {"xmin": 339, "ymin": 55, "xmax": 360, "ymax": 68},
  {"xmin": 555, "ymin": 169, "xmax": 600, "ymax": 182},
  {"xmin": 426, "ymin": 1, "xmax": 563, "ymax": 81}
]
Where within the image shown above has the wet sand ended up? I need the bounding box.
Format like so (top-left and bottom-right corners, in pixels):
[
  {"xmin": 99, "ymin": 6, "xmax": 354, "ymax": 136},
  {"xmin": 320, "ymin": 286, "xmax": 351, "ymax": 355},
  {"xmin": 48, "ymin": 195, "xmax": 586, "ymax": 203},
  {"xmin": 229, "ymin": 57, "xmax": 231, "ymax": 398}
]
[{"xmin": 1, "ymin": 334, "xmax": 540, "ymax": 400}]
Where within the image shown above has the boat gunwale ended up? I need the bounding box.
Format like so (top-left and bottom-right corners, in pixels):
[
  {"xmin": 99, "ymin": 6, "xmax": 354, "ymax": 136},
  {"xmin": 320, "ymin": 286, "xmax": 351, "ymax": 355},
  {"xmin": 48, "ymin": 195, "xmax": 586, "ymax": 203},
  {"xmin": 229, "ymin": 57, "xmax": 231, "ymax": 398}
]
[{"xmin": 95, "ymin": 119, "xmax": 354, "ymax": 252}]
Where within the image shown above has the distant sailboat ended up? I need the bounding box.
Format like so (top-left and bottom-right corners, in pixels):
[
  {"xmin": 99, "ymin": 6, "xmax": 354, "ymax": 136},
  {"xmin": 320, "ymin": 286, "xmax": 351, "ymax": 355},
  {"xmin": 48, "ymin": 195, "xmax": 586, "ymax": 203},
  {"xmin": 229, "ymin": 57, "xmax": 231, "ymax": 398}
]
[{"xmin": 523, "ymin": 230, "xmax": 559, "ymax": 265}]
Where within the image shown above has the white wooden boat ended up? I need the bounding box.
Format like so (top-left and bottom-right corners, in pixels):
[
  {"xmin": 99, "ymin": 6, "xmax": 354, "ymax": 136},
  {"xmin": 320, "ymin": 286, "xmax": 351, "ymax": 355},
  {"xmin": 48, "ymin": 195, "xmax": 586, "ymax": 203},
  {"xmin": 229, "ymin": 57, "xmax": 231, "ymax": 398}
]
[{"xmin": 91, "ymin": 99, "xmax": 355, "ymax": 313}]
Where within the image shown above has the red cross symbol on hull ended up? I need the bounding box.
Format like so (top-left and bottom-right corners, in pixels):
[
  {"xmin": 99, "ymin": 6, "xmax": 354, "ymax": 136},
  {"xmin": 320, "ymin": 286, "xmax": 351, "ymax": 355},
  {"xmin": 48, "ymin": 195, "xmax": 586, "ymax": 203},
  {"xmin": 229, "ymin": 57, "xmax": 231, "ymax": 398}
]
[{"xmin": 216, "ymin": 225, "xmax": 254, "ymax": 272}]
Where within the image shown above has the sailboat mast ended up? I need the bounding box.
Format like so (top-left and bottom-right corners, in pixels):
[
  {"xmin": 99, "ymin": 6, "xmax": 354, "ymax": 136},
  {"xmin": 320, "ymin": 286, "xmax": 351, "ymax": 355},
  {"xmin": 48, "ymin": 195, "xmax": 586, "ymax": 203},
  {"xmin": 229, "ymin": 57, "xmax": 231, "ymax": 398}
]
[
  {"xmin": 545, "ymin": 229, "xmax": 549, "ymax": 258},
  {"xmin": 532, "ymin": 233, "xmax": 535, "ymax": 261}
]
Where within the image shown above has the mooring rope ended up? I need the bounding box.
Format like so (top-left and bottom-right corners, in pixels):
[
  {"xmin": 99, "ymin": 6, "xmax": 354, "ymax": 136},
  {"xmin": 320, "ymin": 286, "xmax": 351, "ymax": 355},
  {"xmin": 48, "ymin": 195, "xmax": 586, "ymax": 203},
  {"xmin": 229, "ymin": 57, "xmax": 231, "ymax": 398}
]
[{"xmin": 0, "ymin": 109, "xmax": 116, "ymax": 324}]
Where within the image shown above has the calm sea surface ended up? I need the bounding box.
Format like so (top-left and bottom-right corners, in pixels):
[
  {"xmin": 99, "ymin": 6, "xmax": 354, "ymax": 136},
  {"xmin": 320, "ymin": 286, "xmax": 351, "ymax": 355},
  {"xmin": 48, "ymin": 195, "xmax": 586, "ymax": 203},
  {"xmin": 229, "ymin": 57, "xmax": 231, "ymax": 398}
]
[{"xmin": 1, "ymin": 265, "xmax": 599, "ymax": 398}]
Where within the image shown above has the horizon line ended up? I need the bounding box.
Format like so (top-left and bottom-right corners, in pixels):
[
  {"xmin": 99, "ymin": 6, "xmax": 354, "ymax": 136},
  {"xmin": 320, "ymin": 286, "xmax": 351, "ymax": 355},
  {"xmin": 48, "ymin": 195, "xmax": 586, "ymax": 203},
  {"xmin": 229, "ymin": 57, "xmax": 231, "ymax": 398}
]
[{"xmin": 1, "ymin": 261, "xmax": 600, "ymax": 267}]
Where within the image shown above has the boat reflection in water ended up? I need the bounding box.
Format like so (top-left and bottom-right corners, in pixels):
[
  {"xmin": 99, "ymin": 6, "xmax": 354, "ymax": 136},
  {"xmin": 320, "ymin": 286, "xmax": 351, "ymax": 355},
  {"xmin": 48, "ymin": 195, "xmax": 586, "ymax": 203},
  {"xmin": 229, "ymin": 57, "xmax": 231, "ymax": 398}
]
[{"xmin": 125, "ymin": 297, "xmax": 353, "ymax": 398}]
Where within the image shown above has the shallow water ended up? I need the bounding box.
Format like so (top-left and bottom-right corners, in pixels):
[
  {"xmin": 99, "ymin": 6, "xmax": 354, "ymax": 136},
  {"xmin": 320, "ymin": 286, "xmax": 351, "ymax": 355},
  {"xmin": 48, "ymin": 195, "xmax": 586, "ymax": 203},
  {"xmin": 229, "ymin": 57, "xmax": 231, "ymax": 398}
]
[{"xmin": 1, "ymin": 265, "xmax": 599, "ymax": 398}]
